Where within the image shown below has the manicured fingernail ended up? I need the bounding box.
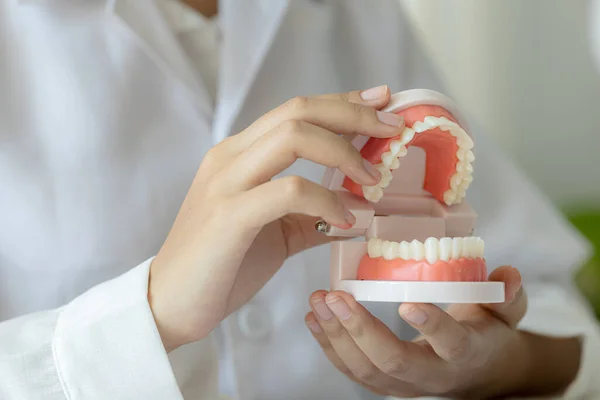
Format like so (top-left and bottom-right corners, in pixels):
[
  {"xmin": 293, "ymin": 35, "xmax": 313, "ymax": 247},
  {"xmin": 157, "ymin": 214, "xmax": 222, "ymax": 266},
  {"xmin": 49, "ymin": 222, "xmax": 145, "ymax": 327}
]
[
  {"xmin": 312, "ymin": 298, "xmax": 334, "ymax": 321},
  {"xmin": 306, "ymin": 319, "xmax": 323, "ymax": 334},
  {"xmin": 347, "ymin": 159, "xmax": 381, "ymax": 185},
  {"xmin": 363, "ymin": 159, "xmax": 382, "ymax": 182},
  {"xmin": 509, "ymin": 283, "xmax": 521, "ymax": 302},
  {"xmin": 401, "ymin": 307, "xmax": 428, "ymax": 325},
  {"xmin": 326, "ymin": 295, "xmax": 352, "ymax": 320},
  {"xmin": 344, "ymin": 208, "xmax": 356, "ymax": 226},
  {"xmin": 376, "ymin": 111, "xmax": 404, "ymax": 128},
  {"xmin": 360, "ymin": 85, "xmax": 387, "ymax": 101}
]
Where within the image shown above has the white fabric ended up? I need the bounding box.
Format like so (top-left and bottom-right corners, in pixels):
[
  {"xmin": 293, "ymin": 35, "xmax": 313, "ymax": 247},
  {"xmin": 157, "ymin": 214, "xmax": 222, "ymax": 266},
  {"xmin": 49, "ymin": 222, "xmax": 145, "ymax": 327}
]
[
  {"xmin": 158, "ymin": 0, "xmax": 221, "ymax": 105},
  {"xmin": 0, "ymin": 0, "xmax": 598, "ymax": 399}
]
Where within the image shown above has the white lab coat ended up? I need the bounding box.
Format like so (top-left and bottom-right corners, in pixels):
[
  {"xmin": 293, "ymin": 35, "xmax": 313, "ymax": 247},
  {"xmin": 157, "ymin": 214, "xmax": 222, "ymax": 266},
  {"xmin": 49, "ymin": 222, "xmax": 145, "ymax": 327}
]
[{"xmin": 1, "ymin": 1, "xmax": 599, "ymax": 399}]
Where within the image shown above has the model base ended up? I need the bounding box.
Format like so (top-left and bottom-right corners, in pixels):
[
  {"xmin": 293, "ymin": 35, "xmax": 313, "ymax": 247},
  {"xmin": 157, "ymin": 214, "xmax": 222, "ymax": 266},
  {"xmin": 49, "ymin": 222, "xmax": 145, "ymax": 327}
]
[{"xmin": 333, "ymin": 280, "xmax": 505, "ymax": 303}]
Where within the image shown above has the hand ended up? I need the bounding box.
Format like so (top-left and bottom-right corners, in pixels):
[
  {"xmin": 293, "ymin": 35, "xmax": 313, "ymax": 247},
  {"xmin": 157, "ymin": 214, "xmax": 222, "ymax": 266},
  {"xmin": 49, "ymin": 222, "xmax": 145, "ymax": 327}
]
[
  {"xmin": 306, "ymin": 266, "xmax": 582, "ymax": 398},
  {"xmin": 148, "ymin": 85, "xmax": 407, "ymax": 352}
]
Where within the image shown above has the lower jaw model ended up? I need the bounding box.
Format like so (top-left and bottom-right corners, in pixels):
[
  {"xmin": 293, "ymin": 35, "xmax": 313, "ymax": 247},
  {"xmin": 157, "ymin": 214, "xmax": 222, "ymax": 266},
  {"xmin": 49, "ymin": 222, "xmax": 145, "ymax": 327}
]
[
  {"xmin": 360, "ymin": 236, "xmax": 486, "ymax": 282},
  {"xmin": 321, "ymin": 89, "xmax": 503, "ymax": 303}
]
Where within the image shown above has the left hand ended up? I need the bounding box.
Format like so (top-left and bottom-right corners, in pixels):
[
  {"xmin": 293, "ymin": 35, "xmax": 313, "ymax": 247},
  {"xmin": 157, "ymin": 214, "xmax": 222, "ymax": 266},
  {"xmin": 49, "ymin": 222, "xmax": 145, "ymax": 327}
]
[{"xmin": 306, "ymin": 266, "xmax": 533, "ymax": 398}]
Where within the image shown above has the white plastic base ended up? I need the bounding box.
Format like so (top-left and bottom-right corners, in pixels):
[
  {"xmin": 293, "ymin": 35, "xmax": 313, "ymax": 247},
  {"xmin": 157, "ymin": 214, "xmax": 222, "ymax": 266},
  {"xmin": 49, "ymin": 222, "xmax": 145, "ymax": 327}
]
[{"xmin": 335, "ymin": 280, "xmax": 505, "ymax": 303}]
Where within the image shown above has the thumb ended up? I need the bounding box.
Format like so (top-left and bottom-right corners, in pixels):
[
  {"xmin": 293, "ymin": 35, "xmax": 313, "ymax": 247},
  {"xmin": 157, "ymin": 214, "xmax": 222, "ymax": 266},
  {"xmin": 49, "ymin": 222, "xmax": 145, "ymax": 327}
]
[{"xmin": 481, "ymin": 265, "xmax": 528, "ymax": 328}]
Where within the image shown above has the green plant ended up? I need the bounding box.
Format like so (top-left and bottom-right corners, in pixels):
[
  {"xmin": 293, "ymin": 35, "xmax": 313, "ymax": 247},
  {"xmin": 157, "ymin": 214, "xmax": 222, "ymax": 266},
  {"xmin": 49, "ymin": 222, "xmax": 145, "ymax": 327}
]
[{"xmin": 569, "ymin": 211, "xmax": 600, "ymax": 319}]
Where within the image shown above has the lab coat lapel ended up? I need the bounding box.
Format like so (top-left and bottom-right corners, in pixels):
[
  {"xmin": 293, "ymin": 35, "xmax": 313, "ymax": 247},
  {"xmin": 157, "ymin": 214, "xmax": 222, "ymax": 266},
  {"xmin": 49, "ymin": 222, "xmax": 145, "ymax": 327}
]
[
  {"xmin": 213, "ymin": 0, "xmax": 290, "ymax": 143},
  {"xmin": 108, "ymin": 0, "xmax": 213, "ymax": 118}
]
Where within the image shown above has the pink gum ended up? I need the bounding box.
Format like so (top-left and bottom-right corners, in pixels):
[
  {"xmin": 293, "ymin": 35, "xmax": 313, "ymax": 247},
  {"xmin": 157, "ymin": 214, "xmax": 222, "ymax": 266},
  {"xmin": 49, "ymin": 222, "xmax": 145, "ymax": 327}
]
[{"xmin": 357, "ymin": 256, "xmax": 487, "ymax": 282}]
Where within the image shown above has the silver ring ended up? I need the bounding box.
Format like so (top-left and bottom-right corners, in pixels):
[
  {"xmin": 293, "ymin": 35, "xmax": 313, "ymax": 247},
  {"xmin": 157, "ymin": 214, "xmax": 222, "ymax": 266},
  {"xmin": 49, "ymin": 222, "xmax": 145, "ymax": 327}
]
[{"xmin": 315, "ymin": 220, "xmax": 330, "ymax": 234}]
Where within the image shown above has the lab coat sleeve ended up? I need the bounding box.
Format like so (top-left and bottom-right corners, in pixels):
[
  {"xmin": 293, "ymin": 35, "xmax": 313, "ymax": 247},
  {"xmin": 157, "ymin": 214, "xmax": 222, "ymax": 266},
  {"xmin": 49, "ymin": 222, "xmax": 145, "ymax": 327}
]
[{"xmin": 0, "ymin": 258, "xmax": 190, "ymax": 400}]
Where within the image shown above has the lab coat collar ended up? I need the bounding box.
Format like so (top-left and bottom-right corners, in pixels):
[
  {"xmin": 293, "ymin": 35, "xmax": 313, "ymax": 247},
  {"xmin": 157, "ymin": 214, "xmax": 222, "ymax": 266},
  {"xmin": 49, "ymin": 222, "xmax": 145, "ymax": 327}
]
[
  {"xmin": 214, "ymin": 0, "xmax": 290, "ymax": 142},
  {"xmin": 107, "ymin": 0, "xmax": 214, "ymax": 119},
  {"xmin": 109, "ymin": 0, "xmax": 290, "ymax": 143},
  {"xmin": 111, "ymin": 0, "xmax": 291, "ymax": 143},
  {"xmin": 18, "ymin": 0, "xmax": 291, "ymax": 142}
]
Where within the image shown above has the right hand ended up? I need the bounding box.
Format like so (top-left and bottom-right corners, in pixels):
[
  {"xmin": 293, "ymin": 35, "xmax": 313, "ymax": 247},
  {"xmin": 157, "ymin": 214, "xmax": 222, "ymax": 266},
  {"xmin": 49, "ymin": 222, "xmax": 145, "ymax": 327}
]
[{"xmin": 148, "ymin": 85, "xmax": 406, "ymax": 352}]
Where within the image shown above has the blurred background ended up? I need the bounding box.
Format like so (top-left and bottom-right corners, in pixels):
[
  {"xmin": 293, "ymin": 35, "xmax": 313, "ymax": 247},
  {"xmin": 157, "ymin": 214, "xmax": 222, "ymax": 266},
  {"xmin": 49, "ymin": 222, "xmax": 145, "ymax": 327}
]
[{"xmin": 400, "ymin": 0, "xmax": 600, "ymax": 316}]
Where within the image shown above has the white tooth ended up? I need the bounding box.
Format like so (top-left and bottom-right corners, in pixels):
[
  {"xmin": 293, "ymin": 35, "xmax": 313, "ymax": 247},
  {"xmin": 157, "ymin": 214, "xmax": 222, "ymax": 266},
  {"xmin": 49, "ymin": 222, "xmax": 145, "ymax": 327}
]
[
  {"xmin": 391, "ymin": 241, "xmax": 400, "ymax": 258},
  {"xmin": 363, "ymin": 185, "xmax": 384, "ymax": 202},
  {"xmin": 424, "ymin": 237, "xmax": 439, "ymax": 264},
  {"xmin": 382, "ymin": 240, "xmax": 394, "ymax": 260},
  {"xmin": 451, "ymin": 237, "xmax": 463, "ymax": 259},
  {"xmin": 377, "ymin": 165, "xmax": 393, "ymax": 188},
  {"xmin": 471, "ymin": 237, "xmax": 480, "ymax": 257},
  {"xmin": 381, "ymin": 152, "xmax": 396, "ymax": 168},
  {"xmin": 410, "ymin": 239, "xmax": 425, "ymax": 261},
  {"xmin": 457, "ymin": 134, "xmax": 474, "ymax": 150},
  {"xmin": 450, "ymin": 174, "xmax": 463, "ymax": 191},
  {"xmin": 476, "ymin": 237, "xmax": 485, "ymax": 258},
  {"xmin": 399, "ymin": 241, "xmax": 410, "ymax": 259},
  {"xmin": 390, "ymin": 158, "xmax": 400, "ymax": 169},
  {"xmin": 463, "ymin": 237, "xmax": 477, "ymax": 258},
  {"xmin": 459, "ymin": 175, "xmax": 473, "ymax": 188},
  {"xmin": 389, "ymin": 140, "xmax": 403, "ymax": 156},
  {"xmin": 412, "ymin": 121, "xmax": 430, "ymax": 133},
  {"xmin": 438, "ymin": 123, "xmax": 454, "ymax": 132},
  {"xmin": 456, "ymin": 162, "xmax": 474, "ymax": 174},
  {"xmin": 399, "ymin": 127, "xmax": 415, "ymax": 145},
  {"xmin": 457, "ymin": 148, "xmax": 467, "ymax": 161},
  {"xmin": 397, "ymin": 146, "xmax": 408, "ymax": 157},
  {"xmin": 368, "ymin": 238, "xmax": 383, "ymax": 258},
  {"xmin": 466, "ymin": 150, "xmax": 475, "ymax": 162},
  {"xmin": 439, "ymin": 237, "xmax": 452, "ymax": 261},
  {"xmin": 461, "ymin": 238, "xmax": 471, "ymax": 258},
  {"xmin": 443, "ymin": 190, "xmax": 456, "ymax": 205},
  {"xmin": 423, "ymin": 116, "xmax": 440, "ymax": 126}
]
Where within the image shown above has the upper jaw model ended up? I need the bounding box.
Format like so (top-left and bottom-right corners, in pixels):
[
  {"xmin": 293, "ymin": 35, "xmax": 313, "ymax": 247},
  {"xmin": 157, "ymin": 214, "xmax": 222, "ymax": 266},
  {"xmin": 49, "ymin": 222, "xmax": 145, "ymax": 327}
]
[{"xmin": 321, "ymin": 89, "xmax": 504, "ymax": 303}]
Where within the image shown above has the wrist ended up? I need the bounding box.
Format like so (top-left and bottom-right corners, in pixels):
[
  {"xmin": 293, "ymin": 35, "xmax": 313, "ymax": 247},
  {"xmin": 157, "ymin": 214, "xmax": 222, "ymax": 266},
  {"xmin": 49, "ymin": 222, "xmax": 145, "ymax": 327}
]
[{"xmin": 147, "ymin": 259, "xmax": 208, "ymax": 353}]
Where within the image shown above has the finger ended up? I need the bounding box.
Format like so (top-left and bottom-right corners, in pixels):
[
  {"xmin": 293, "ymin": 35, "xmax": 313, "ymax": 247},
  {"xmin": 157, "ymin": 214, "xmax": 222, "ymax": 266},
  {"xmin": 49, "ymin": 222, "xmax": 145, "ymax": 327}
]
[
  {"xmin": 398, "ymin": 302, "xmax": 479, "ymax": 366},
  {"xmin": 226, "ymin": 120, "xmax": 382, "ymax": 190},
  {"xmin": 480, "ymin": 266, "xmax": 527, "ymax": 328},
  {"xmin": 304, "ymin": 311, "xmax": 355, "ymax": 377},
  {"xmin": 239, "ymin": 95, "xmax": 405, "ymax": 146},
  {"xmin": 234, "ymin": 176, "xmax": 354, "ymax": 230},
  {"xmin": 305, "ymin": 312, "xmax": 392, "ymax": 396},
  {"xmin": 309, "ymin": 291, "xmax": 395, "ymax": 388},
  {"xmin": 324, "ymin": 291, "xmax": 445, "ymax": 385},
  {"xmin": 315, "ymin": 85, "xmax": 391, "ymax": 108},
  {"xmin": 282, "ymin": 214, "xmax": 347, "ymax": 257}
]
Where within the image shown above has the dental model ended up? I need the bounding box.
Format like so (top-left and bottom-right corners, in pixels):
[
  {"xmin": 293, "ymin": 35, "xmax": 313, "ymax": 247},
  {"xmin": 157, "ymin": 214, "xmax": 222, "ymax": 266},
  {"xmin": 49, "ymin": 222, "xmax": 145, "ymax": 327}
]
[{"xmin": 320, "ymin": 89, "xmax": 504, "ymax": 303}]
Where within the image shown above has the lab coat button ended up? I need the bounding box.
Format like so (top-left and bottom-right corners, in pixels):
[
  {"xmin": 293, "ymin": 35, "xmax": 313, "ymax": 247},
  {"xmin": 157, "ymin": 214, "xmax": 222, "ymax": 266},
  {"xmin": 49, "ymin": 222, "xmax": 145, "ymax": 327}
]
[{"xmin": 237, "ymin": 305, "xmax": 271, "ymax": 340}]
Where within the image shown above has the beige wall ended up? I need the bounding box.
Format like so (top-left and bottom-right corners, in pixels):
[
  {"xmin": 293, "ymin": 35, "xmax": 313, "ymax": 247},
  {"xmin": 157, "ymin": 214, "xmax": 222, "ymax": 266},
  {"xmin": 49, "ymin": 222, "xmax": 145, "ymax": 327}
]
[{"xmin": 401, "ymin": 0, "xmax": 600, "ymax": 209}]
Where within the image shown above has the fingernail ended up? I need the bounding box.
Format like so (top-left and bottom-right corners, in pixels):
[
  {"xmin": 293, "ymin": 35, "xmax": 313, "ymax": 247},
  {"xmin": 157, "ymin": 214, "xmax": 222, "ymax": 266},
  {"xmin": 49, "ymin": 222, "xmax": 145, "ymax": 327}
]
[
  {"xmin": 312, "ymin": 298, "xmax": 334, "ymax": 321},
  {"xmin": 306, "ymin": 319, "xmax": 323, "ymax": 334},
  {"xmin": 401, "ymin": 306, "xmax": 428, "ymax": 325},
  {"xmin": 376, "ymin": 111, "xmax": 404, "ymax": 128},
  {"xmin": 344, "ymin": 208, "xmax": 356, "ymax": 226},
  {"xmin": 509, "ymin": 283, "xmax": 521, "ymax": 302},
  {"xmin": 363, "ymin": 159, "xmax": 382, "ymax": 182},
  {"xmin": 347, "ymin": 159, "xmax": 381, "ymax": 185},
  {"xmin": 326, "ymin": 295, "xmax": 352, "ymax": 320},
  {"xmin": 360, "ymin": 85, "xmax": 388, "ymax": 101}
]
